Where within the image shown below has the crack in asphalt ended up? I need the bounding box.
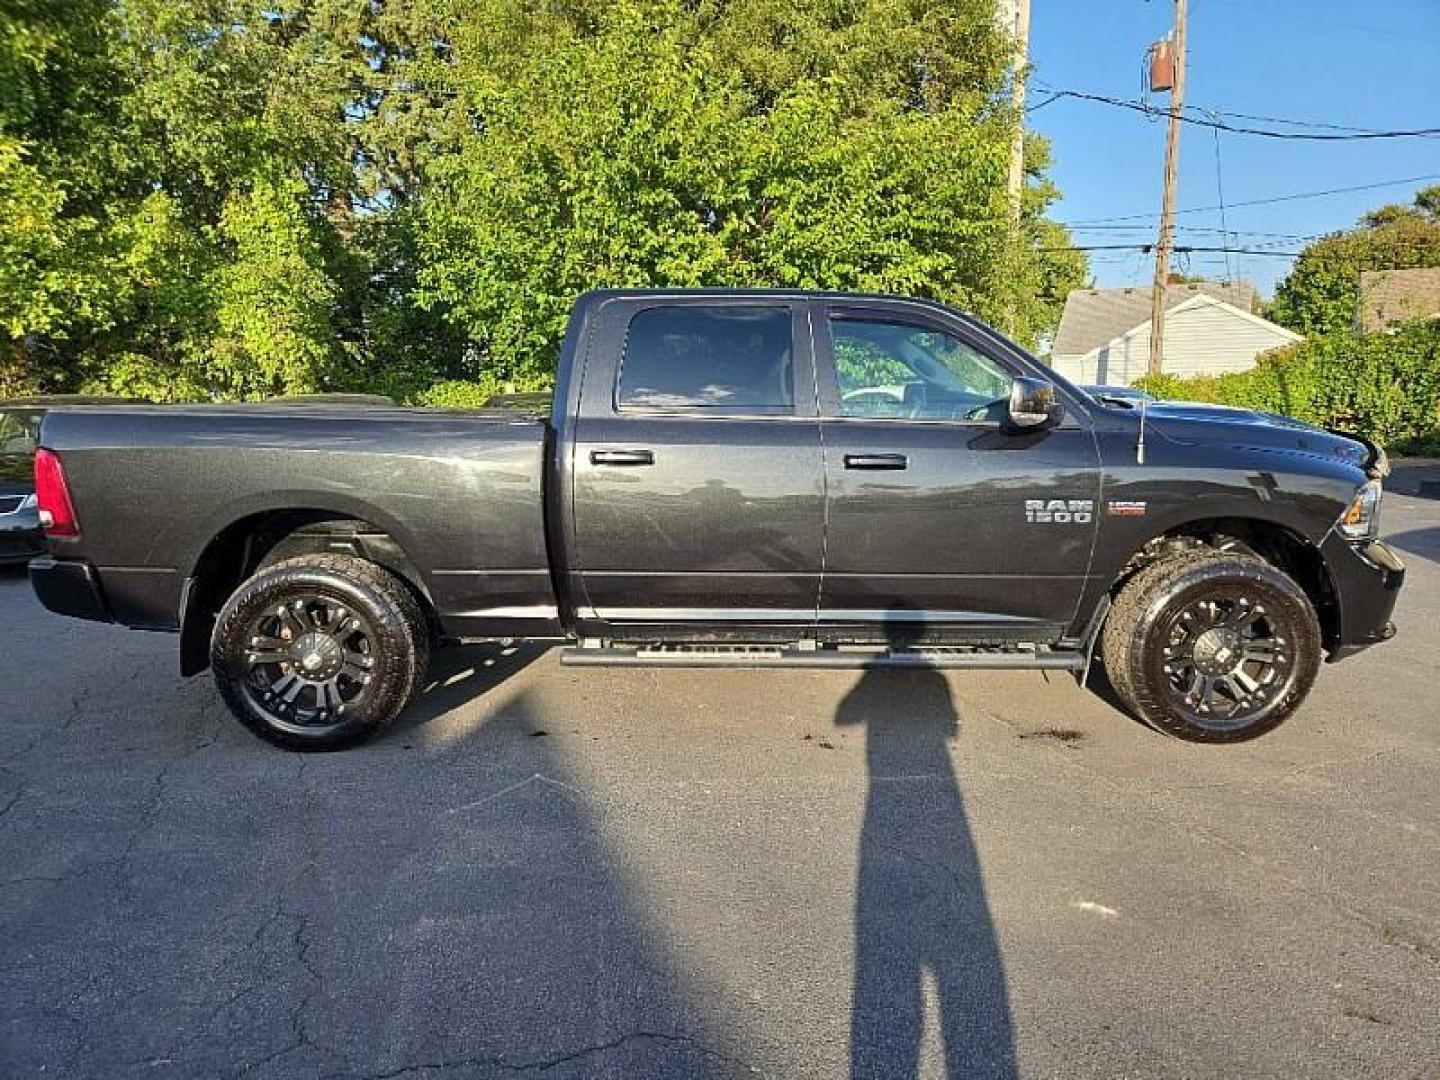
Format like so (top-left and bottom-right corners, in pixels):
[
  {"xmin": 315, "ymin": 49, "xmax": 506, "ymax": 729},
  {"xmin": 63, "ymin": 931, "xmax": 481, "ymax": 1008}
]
[
  {"xmin": 231, "ymin": 909, "xmax": 326, "ymax": 1077},
  {"xmin": 113, "ymin": 758, "xmax": 178, "ymax": 905},
  {"xmin": 0, "ymin": 783, "xmax": 24, "ymax": 822},
  {"xmin": 873, "ymin": 838, "xmax": 968, "ymax": 898},
  {"xmin": 0, "ymin": 734, "xmax": 40, "ymax": 765},
  {"xmin": 0, "ymin": 873, "xmax": 76, "ymax": 888},
  {"xmin": 111, "ymin": 736, "xmax": 218, "ymax": 904},
  {"xmin": 319, "ymin": 1029, "xmax": 762, "ymax": 1079},
  {"xmin": 226, "ymin": 747, "xmax": 337, "ymax": 1078}
]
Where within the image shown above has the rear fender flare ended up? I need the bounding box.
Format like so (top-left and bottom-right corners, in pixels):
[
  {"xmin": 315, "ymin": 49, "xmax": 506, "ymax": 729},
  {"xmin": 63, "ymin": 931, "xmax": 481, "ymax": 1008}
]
[{"xmin": 178, "ymin": 494, "xmax": 433, "ymax": 676}]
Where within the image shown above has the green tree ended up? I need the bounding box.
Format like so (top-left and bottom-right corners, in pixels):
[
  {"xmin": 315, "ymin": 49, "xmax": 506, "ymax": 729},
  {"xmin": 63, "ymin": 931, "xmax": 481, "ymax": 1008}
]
[
  {"xmin": 1135, "ymin": 320, "xmax": 1440, "ymax": 448},
  {"xmin": 1, "ymin": 0, "xmax": 1085, "ymax": 400},
  {"xmin": 0, "ymin": 0, "xmax": 133, "ymax": 394},
  {"xmin": 417, "ymin": 0, "xmax": 1084, "ymax": 383},
  {"xmin": 1269, "ymin": 185, "xmax": 1440, "ymax": 336}
]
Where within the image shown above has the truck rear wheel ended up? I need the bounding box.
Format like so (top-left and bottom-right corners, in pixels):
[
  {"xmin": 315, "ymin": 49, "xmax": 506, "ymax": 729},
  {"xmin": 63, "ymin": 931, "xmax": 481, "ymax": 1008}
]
[
  {"xmin": 210, "ymin": 554, "xmax": 429, "ymax": 751},
  {"xmin": 1101, "ymin": 550, "xmax": 1321, "ymax": 743}
]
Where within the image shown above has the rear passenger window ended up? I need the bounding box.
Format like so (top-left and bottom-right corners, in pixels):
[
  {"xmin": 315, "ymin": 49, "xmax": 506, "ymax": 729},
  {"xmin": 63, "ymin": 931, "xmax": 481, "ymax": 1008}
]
[{"xmin": 618, "ymin": 306, "xmax": 794, "ymax": 412}]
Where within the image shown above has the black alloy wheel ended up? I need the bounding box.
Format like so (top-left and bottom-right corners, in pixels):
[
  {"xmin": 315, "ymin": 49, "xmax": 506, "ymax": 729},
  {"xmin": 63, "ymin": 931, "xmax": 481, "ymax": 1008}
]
[
  {"xmin": 1102, "ymin": 549, "xmax": 1321, "ymax": 743},
  {"xmin": 211, "ymin": 554, "xmax": 428, "ymax": 750},
  {"xmin": 1157, "ymin": 593, "xmax": 1296, "ymax": 733},
  {"xmin": 238, "ymin": 594, "xmax": 379, "ymax": 735}
]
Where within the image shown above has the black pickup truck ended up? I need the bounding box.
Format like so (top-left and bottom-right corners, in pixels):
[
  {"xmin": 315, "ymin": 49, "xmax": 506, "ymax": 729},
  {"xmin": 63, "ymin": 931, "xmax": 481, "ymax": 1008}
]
[{"xmin": 29, "ymin": 289, "xmax": 1403, "ymax": 749}]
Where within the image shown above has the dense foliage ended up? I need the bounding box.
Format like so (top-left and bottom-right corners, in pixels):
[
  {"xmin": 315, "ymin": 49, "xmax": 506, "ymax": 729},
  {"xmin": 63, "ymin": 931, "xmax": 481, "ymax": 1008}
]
[
  {"xmin": 1268, "ymin": 186, "xmax": 1440, "ymax": 337},
  {"xmin": 0, "ymin": 0, "xmax": 1086, "ymax": 402},
  {"xmin": 1135, "ymin": 187, "xmax": 1440, "ymax": 452},
  {"xmin": 1134, "ymin": 320, "xmax": 1440, "ymax": 450}
]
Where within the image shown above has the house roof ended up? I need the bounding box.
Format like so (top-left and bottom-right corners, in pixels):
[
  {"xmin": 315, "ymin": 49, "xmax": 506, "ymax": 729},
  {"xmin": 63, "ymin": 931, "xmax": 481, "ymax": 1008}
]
[
  {"xmin": 1052, "ymin": 282, "xmax": 1258, "ymax": 357},
  {"xmin": 1359, "ymin": 268, "xmax": 1440, "ymax": 332},
  {"xmin": 1092, "ymin": 294, "xmax": 1300, "ymax": 358}
]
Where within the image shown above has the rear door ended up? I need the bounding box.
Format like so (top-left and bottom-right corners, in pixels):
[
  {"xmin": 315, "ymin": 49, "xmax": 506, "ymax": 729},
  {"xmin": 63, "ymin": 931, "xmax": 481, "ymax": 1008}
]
[
  {"xmin": 569, "ymin": 297, "xmax": 824, "ymax": 640},
  {"xmin": 813, "ymin": 300, "xmax": 1101, "ymax": 643}
]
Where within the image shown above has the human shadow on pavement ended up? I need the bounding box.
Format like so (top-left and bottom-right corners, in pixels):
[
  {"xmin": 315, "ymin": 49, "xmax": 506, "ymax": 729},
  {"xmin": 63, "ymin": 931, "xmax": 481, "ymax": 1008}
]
[
  {"xmin": 837, "ymin": 661, "xmax": 1017, "ymax": 1079},
  {"xmin": 0, "ymin": 642, "xmax": 742, "ymax": 1078}
]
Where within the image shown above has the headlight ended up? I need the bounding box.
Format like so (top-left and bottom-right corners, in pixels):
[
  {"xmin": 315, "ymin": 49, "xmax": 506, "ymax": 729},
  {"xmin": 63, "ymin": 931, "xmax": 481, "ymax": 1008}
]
[{"xmin": 1336, "ymin": 479, "xmax": 1381, "ymax": 542}]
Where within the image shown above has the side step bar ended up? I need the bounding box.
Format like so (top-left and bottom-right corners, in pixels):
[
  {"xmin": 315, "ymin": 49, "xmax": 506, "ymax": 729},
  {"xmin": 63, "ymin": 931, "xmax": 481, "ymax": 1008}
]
[{"xmin": 559, "ymin": 642, "xmax": 1085, "ymax": 671}]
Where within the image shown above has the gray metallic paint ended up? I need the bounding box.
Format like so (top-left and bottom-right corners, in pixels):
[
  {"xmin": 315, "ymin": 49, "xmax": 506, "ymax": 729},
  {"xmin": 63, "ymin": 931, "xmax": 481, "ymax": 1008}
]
[
  {"xmin": 809, "ymin": 297, "xmax": 1101, "ymax": 638},
  {"xmin": 33, "ymin": 288, "xmax": 1400, "ymax": 662},
  {"xmin": 40, "ymin": 405, "xmax": 562, "ymax": 638}
]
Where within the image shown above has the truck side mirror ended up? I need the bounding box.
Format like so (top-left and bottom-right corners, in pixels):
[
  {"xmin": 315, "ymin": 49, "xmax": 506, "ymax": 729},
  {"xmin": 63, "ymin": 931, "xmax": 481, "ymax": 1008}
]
[{"xmin": 1007, "ymin": 377, "xmax": 1064, "ymax": 430}]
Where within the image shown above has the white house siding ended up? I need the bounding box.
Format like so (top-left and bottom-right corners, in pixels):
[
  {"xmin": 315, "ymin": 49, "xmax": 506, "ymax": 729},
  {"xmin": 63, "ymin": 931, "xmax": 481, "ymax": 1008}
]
[{"xmin": 1049, "ymin": 298, "xmax": 1300, "ymax": 386}]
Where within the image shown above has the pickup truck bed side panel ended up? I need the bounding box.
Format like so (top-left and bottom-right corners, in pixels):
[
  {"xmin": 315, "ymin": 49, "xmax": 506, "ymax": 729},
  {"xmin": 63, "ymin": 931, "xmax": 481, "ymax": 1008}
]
[{"xmin": 40, "ymin": 407, "xmax": 561, "ymax": 638}]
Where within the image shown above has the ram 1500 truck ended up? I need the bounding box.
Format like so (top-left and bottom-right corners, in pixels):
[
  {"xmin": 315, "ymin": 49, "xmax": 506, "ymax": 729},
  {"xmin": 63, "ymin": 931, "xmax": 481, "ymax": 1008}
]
[{"xmin": 29, "ymin": 289, "xmax": 1404, "ymax": 750}]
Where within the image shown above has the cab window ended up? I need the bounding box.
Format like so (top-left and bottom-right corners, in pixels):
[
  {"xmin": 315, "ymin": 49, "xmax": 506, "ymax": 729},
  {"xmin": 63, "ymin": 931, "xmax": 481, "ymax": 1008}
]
[
  {"xmin": 617, "ymin": 305, "xmax": 794, "ymax": 413},
  {"xmin": 830, "ymin": 317, "xmax": 1012, "ymax": 422}
]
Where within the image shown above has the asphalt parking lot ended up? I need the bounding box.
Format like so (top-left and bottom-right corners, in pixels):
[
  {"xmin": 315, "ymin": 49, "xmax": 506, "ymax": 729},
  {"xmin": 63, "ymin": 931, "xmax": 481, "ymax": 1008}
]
[{"xmin": 2, "ymin": 493, "xmax": 1438, "ymax": 1079}]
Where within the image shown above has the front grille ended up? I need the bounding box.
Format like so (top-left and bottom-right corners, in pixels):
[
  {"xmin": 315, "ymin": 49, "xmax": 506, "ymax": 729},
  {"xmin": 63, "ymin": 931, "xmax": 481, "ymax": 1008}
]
[{"xmin": 0, "ymin": 496, "xmax": 24, "ymax": 514}]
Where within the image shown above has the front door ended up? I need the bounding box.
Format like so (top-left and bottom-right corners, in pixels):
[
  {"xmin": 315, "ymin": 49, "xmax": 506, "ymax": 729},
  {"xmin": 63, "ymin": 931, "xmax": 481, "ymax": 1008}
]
[
  {"xmin": 571, "ymin": 298, "xmax": 824, "ymax": 641},
  {"xmin": 813, "ymin": 301, "xmax": 1100, "ymax": 643}
]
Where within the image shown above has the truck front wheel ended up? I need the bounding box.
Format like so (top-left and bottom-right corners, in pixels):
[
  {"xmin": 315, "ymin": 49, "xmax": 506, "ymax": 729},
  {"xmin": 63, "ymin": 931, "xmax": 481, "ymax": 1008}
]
[
  {"xmin": 210, "ymin": 554, "xmax": 429, "ymax": 751},
  {"xmin": 1102, "ymin": 550, "xmax": 1321, "ymax": 742}
]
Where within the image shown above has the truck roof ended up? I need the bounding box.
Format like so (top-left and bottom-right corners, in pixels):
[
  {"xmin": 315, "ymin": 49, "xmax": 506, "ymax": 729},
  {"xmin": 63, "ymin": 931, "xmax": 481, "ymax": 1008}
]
[{"xmin": 574, "ymin": 286, "xmax": 977, "ymax": 309}]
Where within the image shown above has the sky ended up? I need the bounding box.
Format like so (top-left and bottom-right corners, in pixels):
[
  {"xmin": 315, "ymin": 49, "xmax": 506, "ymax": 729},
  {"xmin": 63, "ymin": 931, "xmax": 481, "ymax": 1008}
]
[{"xmin": 1026, "ymin": 0, "xmax": 1440, "ymax": 297}]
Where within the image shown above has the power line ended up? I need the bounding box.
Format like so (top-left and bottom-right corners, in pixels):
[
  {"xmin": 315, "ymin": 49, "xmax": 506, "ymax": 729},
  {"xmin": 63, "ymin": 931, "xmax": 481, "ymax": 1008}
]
[
  {"xmin": 1069, "ymin": 225, "xmax": 1323, "ymax": 238},
  {"xmin": 1210, "ymin": 119, "xmax": 1234, "ymax": 282},
  {"xmin": 1063, "ymin": 234, "xmax": 1440, "ymax": 253},
  {"xmin": 1031, "ymin": 84, "xmax": 1440, "ymax": 140},
  {"xmin": 1051, "ymin": 244, "xmax": 1305, "ymax": 257},
  {"xmin": 1048, "ymin": 242, "xmax": 1440, "ymax": 259},
  {"xmin": 1207, "ymin": 108, "xmax": 1387, "ymax": 135},
  {"xmin": 1025, "ymin": 92, "xmax": 1065, "ymax": 115},
  {"xmin": 1032, "ymin": 87, "xmax": 1380, "ymax": 133},
  {"xmin": 1059, "ymin": 173, "xmax": 1440, "ymax": 225}
]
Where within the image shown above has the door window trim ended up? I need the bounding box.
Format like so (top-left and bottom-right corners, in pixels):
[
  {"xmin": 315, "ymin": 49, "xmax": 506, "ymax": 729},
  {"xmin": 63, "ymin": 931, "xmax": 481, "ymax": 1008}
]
[
  {"xmin": 611, "ymin": 301, "xmax": 815, "ymax": 420},
  {"xmin": 813, "ymin": 302, "xmax": 1027, "ymax": 427},
  {"xmin": 810, "ymin": 300, "xmax": 1088, "ymax": 429}
]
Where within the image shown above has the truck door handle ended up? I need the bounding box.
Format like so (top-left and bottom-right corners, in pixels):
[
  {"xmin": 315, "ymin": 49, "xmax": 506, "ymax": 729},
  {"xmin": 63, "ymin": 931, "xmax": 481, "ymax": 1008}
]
[
  {"xmin": 590, "ymin": 449, "xmax": 655, "ymax": 467},
  {"xmin": 843, "ymin": 453, "xmax": 908, "ymax": 470}
]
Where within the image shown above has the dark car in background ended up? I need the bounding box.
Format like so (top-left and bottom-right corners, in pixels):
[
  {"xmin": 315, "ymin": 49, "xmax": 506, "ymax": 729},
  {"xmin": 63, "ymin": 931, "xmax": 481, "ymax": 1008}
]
[
  {"xmin": 0, "ymin": 404, "xmax": 44, "ymax": 565},
  {"xmin": 1, "ymin": 397, "xmax": 136, "ymax": 565}
]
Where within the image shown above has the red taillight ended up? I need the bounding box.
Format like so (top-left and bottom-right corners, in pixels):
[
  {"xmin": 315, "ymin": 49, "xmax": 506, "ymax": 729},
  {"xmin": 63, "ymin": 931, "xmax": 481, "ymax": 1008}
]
[{"xmin": 34, "ymin": 448, "xmax": 79, "ymax": 538}]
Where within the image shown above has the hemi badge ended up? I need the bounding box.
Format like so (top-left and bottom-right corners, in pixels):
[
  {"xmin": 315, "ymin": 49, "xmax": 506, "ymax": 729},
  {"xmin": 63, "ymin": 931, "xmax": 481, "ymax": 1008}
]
[{"xmin": 1107, "ymin": 500, "xmax": 1148, "ymax": 517}]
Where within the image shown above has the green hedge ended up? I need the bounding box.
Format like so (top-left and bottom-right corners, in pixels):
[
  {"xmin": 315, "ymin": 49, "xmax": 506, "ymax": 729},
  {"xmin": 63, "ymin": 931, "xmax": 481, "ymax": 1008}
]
[
  {"xmin": 409, "ymin": 375, "xmax": 554, "ymax": 409},
  {"xmin": 1132, "ymin": 320, "xmax": 1440, "ymax": 450}
]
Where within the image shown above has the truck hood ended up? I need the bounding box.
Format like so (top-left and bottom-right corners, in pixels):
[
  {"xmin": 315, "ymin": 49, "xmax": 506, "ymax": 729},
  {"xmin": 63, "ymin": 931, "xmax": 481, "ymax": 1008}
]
[{"xmin": 1145, "ymin": 402, "xmax": 1379, "ymax": 474}]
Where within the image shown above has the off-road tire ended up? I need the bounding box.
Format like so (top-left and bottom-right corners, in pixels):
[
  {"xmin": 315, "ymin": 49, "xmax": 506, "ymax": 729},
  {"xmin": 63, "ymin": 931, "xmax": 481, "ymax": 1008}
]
[
  {"xmin": 211, "ymin": 554, "xmax": 429, "ymax": 751},
  {"xmin": 1102, "ymin": 549, "xmax": 1321, "ymax": 743}
]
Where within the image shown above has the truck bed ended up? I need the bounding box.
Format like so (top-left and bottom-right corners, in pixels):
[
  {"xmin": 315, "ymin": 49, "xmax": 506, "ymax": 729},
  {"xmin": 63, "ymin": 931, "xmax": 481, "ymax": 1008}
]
[{"xmin": 39, "ymin": 403, "xmax": 561, "ymax": 640}]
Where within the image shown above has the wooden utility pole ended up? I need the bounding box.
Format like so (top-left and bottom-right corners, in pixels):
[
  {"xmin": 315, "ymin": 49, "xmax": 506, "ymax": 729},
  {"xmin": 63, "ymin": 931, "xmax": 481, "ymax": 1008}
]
[
  {"xmin": 1002, "ymin": 0, "xmax": 1031, "ymax": 217},
  {"xmin": 1148, "ymin": 0, "xmax": 1187, "ymax": 375},
  {"xmin": 999, "ymin": 0, "xmax": 1031, "ymax": 336}
]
